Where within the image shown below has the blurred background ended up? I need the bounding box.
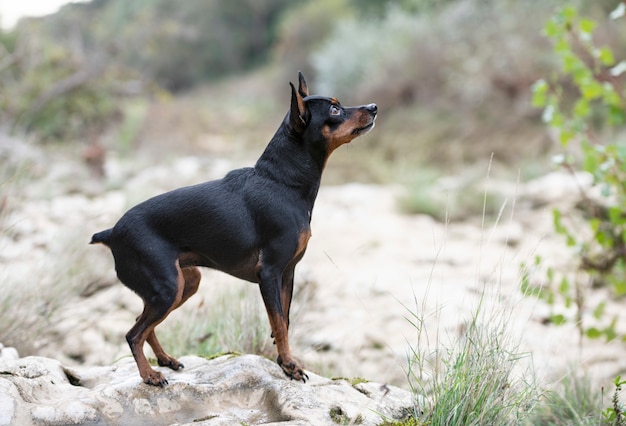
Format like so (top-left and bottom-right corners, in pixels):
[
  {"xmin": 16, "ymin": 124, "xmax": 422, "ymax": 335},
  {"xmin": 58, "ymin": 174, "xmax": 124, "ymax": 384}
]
[{"xmin": 2, "ymin": 0, "xmax": 623, "ymax": 181}]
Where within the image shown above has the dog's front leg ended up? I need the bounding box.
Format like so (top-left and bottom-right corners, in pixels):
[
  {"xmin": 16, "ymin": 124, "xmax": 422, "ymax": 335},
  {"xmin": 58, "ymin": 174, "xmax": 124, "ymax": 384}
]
[
  {"xmin": 280, "ymin": 267, "xmax": 295, "ymax": 330},
  {"xmin": 258, "ymin": 268, "xmax": 308, "ymax": 382}
]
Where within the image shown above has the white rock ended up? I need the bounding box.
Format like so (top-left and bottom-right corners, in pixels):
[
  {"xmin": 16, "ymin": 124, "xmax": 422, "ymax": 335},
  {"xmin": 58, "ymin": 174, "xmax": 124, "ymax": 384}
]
[
  {"xmin": 523, "ymin": 171, "xmax": 593, "ymax": 207},
  {"xmin": 0, "ymin": 345, "xmax": 19, "ymax": 360},
  {"xmin": 0, "ymin": 354, "xmax": 414, "ymax": 425}
]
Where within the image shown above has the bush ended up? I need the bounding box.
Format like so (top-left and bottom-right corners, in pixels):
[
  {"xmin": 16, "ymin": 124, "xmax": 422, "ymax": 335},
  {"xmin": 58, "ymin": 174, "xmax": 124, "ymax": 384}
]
[{"xmin": 529, "ymin": 3, "xmax": 626, "ymax": 343}]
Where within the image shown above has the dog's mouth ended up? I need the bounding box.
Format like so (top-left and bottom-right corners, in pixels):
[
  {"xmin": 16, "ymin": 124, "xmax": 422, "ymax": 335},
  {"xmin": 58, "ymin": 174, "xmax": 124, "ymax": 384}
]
[{"xmin": 352, "ymin": 120, "xmax": 375, "ymax": 136}]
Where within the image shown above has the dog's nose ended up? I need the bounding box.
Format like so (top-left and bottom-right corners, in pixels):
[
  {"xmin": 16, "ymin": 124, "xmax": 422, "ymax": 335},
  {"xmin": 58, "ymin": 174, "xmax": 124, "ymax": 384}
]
[{"xmin": 366, "ymin": 103, "xmax": 378, "ymax": 114}]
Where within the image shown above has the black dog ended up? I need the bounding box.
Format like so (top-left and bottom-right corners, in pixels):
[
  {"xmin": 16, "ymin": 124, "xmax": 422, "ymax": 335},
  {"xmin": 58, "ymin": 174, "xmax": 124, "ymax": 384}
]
[{"xmin": 91, "ymin": 72, "xmax": 377, "ymax": 386}]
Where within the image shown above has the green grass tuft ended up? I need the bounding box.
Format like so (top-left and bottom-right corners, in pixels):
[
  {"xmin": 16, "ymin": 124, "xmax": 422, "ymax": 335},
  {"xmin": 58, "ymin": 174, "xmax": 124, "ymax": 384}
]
[{"xmin": 402, "ymin": 291, "xmax": 540, "ymax": 425}]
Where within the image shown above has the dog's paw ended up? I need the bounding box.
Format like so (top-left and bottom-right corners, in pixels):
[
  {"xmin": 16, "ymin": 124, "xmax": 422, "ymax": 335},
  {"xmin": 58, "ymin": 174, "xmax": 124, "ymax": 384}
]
[
  {"xmin": 158, "ymin": 356, "xmax": 184, "ymax": 371},
  {"xmin": 277, "ymin": 355, "xmax": 309, "ymax": 383},
  {"xmin": 143, "ymin": 370, "xmax": 169, "ymax": 387}
]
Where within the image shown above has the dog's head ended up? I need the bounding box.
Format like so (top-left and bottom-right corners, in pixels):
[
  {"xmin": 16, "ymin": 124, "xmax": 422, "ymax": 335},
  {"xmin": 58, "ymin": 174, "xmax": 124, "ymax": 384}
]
[{"xmin": 288, "ymin": 72, "xmax": 377, "ymax": 157}]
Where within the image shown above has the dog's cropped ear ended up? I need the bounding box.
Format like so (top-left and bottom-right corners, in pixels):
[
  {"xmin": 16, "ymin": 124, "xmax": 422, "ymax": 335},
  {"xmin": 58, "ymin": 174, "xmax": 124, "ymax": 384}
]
[
  {"xmin": 289, "ymin": 81, "xmax": 307, "ymax": 133},
  {"xmin": 297, "ymin": 71, "xmax": 309, "ymax": 98}
]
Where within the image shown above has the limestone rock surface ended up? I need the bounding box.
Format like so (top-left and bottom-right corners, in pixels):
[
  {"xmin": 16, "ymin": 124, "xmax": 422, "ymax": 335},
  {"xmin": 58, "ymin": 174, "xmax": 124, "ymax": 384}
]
[{"xmin": 0, "ymin": 349, "xmax": 413, "ymax": 426}]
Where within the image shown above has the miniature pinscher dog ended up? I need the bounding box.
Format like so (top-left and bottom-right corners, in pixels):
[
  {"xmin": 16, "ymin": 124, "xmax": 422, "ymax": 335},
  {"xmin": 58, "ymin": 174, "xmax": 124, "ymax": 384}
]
[{"xmin": 91, "ymin": 72, "xmax": 377, "ymax": 386}]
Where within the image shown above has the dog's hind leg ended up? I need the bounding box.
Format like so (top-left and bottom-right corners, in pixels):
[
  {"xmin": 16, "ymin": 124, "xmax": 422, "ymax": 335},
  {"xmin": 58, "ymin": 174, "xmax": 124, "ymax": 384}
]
[
  {"xmin": 145, "ymin": 266, "xmax": 201, "ymax": 371},
  {"xmin": 122, "ymin": 259, "xmax": 185, "ymax": 386}
]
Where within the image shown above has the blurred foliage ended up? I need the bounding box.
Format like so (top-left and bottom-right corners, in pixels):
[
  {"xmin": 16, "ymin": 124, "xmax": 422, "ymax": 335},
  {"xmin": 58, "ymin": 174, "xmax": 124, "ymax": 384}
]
[
  {"xmin": 398, "ymin": 169, "xmax": 506, "ymax": 222},
  {"xmin": 38, "ymin": 0, "xmax": 304, "ymax": 91},
  {"xmin": 1, "ymin": 0, "xmax": 625, "ymax": 161},
  {"xmin": 95, "ymin": 0, "xmax": 303, "ymax": 91},
  {"xmin": 313, "ymin": 0, "xmax": 561, "ymax": 108},
  {"xmin": 312, "ymin": 0, "xmax": 562, "ymax": 169},
  {"xmin": 524, "ymin": 3, "xmax": 626, "ymax": 345},
  {"xmin": 0, "ymin": 0, "xmax": 304, "ymax": 141},
  {"xmin": 0, "ymin": 20, "xmax": 123, "ymax": 141},
  {"xmin": 348, "ymin": 0, "xmax": 456, "ymax": 16},
  {"xmin": 273, "ymin": 0, "xmax": 351, "ymax": 79}
]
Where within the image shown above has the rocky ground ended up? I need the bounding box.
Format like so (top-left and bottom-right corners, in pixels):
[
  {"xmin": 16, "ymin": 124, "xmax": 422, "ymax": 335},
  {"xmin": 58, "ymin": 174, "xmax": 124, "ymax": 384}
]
[
  {"xmin": 0, "ymin": 349, "xmax": 413, "ymax": 425},
  {"xmin": 2, "ymin": 133, "xmax": 626, "ymax": 397}
]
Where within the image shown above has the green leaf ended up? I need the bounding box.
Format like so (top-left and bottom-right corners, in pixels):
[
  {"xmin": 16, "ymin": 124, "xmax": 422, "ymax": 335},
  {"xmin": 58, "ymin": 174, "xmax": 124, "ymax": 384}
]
[
  {"xmin": 562, "ymin": 52, "xmax": 582, "ymax": 73},
  {"xmin": 554, "ymin": 38, "xmax": 570, "ymax": 55},
  {"xmin": 583, "ymin": 150, "xmax": 599, "ymax": 173},
  {"xmin": 604, "ymin": 408, "xmax": 617, "ymax": 421},
  {"xmin": 608, "ymin": 206, "xmax": 624, "ymax": 224},
  {"xmin": 551, "ymin": 109, "xmax": 565, "ymax": 128},
  {"xmin": 581, "ymin": 81, "xmax": 604, "ymax": 100},
  {"xmin": 543, "ymin": 19, "xmax": 561, "ymax": 38},
  {"xmin": 589, "ymin": 218, "xmax": 601, "ymax": 233},
  {"xmin": 573, "ymin": 98, "xmax": 590, "ymax": 118},
  {"xmin": 545, "ymin": 19, "xmax": 562, "ymax": 38},
  {"xmin": 598, "ymin": 47, "xmax": 615, "ymax": 66},
  {"xmin": 559, "ymin": 128, "xmax": 575, "ymax": 146},
  {"xmin": 558, "ymin": 277, "xmax": 570, "ymax": 295},
  {"xmin": 604, "ymin": 84, "xmax": 621, "ymax": 105},
  {"xmin": 553, "ymin": 209, "xmax": 565, "ymax": 233},
  {"xmin": 602, "ymin": 317, "xmax": 617, "ymax": 341},
  {"xmin": 532, "ymin": 79, "xmax": 549, "ymax": 107},
  {"xmin": 550, "ymin": 314, "xmax": 567, "ymax": 326},
  {"xmin": 572, "ymin": 66, "xmax": 593, "ymax": 87},
  {"xmin": 520, "ymin": 263, "xmax": 533, "ymax": 293},
  {"xmin": 561, "ymin": 6, "xmax": 577, "ymax": 22},
  {"xmin": 592, "ymin": 301, "xmax": 606, "ymax": 319},
  {"xmin": 585, "ymin": 327, "xmax": 602, "ymax": 338},
  {"xmin": 613, "ymin": 278, "xmax": 626, "ymax": 296},
  {"xmin": 608, "ymin": 105, "xmax": 626, "ymax": 126},
  {"xmin": 520, "ymin": 274, "xmax": 530, "ymax": 294},
  {"xmin": 564, "ymin": 295, "xmax": 572, "ymax": 308},
  {"xmin": 579, "ymin": 18, "xmax": 596, "ymax": 35}
]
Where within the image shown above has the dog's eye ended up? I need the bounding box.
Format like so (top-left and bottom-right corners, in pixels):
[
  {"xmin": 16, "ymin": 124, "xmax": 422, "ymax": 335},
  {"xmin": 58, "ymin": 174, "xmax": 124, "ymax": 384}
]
[{"xmin": 330, "ymin": 105, "xmax": 341, "ymax": 116}]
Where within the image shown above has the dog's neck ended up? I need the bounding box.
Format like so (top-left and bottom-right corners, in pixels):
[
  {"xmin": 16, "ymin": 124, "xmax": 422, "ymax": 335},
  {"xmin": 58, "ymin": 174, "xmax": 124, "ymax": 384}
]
[{"xmin": 254, "ymin": 123, "xmax": 325, "ymax": 210}]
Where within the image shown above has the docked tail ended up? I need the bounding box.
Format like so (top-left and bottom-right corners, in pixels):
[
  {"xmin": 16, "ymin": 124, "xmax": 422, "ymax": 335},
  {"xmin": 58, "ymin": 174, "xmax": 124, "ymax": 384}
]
[{"xmin": 90, "ymin": 228, "xmax": 112, "ymax": 246}]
